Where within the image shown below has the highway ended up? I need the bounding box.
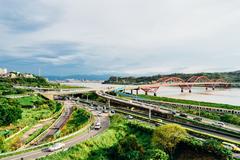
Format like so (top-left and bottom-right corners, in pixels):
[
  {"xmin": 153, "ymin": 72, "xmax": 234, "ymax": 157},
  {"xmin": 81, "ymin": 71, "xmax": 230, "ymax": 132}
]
[
  {"xmin": 1, "ymin": 107, "xmax": 110, "ymax": 160},
  {"xmin": 35, "ymin": 101, "xmax": 74, "ymax": 144},
  {"xmin": 96, "ymin": 91, "xmax": 240, "ymax": 143}
]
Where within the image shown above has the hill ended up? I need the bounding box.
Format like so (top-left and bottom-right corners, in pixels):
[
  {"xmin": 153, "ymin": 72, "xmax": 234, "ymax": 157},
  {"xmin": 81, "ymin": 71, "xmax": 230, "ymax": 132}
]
[{"xmin": 103, "ymin": 71, "xmax": 240, "ymax": 84}]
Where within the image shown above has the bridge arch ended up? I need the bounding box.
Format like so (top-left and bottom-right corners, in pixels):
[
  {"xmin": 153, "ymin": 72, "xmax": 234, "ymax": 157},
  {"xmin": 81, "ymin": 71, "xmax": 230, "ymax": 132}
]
[{"xmin": 156, "ymin": 77, "xmax": 185, "ymax": 83}]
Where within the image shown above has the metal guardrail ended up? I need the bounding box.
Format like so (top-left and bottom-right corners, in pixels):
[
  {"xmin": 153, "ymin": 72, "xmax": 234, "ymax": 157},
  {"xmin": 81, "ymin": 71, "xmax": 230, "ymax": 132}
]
[{"xmin": 0, "ymin": 109, "xmax": 95, "ymax": 159}]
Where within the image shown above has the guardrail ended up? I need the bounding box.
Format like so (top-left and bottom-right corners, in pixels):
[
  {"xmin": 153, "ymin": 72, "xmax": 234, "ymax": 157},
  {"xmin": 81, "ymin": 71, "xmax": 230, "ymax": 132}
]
[
  {"xmin": 4, "ymin": 126, "xmax": 29, "ymax": 142},
  {"xmin": 0, "ymin": 108, "xmax": 95, "ymax": 159},
  {"xmin": 114, "ymin": 108, "xmax": 240, "ymax": 147},
  {"xmin": 24, "ymin": 103, "xmax": 65, "ymax": 147},
  {"xmin": 99, "ymin": 92, "xmax": 240, "ymax": 137}
]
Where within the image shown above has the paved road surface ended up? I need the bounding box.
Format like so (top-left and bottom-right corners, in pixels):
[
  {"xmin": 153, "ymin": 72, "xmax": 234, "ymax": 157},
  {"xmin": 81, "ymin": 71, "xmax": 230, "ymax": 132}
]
[
  {"xmin": 36, "ymin": 101, "xmax": 73, "ymax": 144},
  {"xmin": 1, "ymin": 113, "xmax": 109, "ymax": 160}
]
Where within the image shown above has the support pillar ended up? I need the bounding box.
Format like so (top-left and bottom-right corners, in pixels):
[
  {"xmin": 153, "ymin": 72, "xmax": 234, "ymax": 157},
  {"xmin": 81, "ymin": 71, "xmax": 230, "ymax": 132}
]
[
  {"xmin": 145, "ymin": 91, "xmax": 148, "ymax": 95},
  {"xmin": 107, "ymin": 99, "xmax": 111, "ymax": 109},
  {"xmin": 149, "ymin": 109, "xmax": 151, "ymax": 120},
  {"xmin": 136, "ymin": 90, "xmax": 139, "ymax": 95},
  {"xmin": 131, "ymin": 90, "xmax": 133, "ymax": 94},
  {"xmin": 181, "ymin": 88, "xmax": 184, "ymax": 93},
  {"xmin": 189, "ymin": 89, "xmax": 192, "ymax": 93},
  {"xmin": 154, "ymin": 92, "xmax": 157, "ymax": 96}
]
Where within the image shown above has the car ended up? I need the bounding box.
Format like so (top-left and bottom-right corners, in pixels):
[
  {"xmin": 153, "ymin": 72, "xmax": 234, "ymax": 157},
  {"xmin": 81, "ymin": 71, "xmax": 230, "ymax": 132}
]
[
  {"xmin": 222, "ymin": 142, "xmax": 240, "ymax": 153},
  {"xmin": 193, "ymin": 117, "xmax": 203, "ymax": 122},
  {"xmin": 110, "ymin": 110, "xmax": 115, "ymax": 114},
  {"xmin": 155, "ymin": 122, "xmax": 161, "ymax": 127},
  {"xmin": 212, "ymin": 122, "xmax": 225, "ymax": 127},
  {"xmin": 170, "ymin": 110, "xmax": 176, "ymax": 115},
  {"xmin": 94, "ymin": 122, "xmax": 101, "ymax": 130},
  {"xmin": 179, "ymin": 113, "xmax": 188, "ymax": 118},
  {"xmin": 127, "ymin": 115, "xmax": 134, "ymax": 119},
  {"xmin": 47, "ymin": 143, "xmax": 65, "ymax": 152}
]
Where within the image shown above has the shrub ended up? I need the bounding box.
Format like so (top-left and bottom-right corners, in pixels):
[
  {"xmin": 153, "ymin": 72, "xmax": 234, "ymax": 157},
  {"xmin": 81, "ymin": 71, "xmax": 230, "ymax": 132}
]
[{"xmin": 144, "ymin": 148, "xmax": 169, "ymax": 160}]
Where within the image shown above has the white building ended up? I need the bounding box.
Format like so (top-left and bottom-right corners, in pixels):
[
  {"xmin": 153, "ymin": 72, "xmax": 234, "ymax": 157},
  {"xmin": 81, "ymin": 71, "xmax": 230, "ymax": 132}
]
[{"xmin": 0, "ymin": 68, "xmax": 7, "ymax": 75}]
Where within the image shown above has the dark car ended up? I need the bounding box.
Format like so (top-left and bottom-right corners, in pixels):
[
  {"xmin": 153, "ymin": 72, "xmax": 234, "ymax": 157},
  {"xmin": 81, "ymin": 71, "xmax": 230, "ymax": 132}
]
[
  {"xmin": 180, "ymin": 113, "xmax": 188, "ymax": 118},
  {"xmin": 193, "ymin": 117, "xmax": 203, "ymax": 122}
]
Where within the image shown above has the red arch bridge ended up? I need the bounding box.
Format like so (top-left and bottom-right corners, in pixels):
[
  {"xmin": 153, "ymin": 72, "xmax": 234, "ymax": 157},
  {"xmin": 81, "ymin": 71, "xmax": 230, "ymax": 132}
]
[{"xmin": 126, "ymin": 76, "xmax": 232, "ymax": 96}]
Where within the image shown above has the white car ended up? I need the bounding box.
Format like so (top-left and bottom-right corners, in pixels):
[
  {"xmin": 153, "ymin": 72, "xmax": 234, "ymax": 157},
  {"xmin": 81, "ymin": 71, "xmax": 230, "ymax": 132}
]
[
  {"xmin": 94, "ymin": 122, "xmax": 101, "ymax": 130},
  {"xmin": 47, "ymin": 143, "xmax": 65, "ymax": 152},
  {"xmin": 212, "ymin": 122, "xmax": 225, "ymax": 127},
  {"xmin": 127, "ymin": 115, "xmax": 134, "ymax": 119}
]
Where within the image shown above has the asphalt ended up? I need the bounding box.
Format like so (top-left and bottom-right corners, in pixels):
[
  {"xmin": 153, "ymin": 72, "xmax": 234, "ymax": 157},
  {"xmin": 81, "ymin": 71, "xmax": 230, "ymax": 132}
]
[
  {"xmin": 36, "ymin": 101, "xmax": 74, "ymax": 144},
  {"xmin": 1, "ymin": 112, "xmax": 110, "ymax": 160}
]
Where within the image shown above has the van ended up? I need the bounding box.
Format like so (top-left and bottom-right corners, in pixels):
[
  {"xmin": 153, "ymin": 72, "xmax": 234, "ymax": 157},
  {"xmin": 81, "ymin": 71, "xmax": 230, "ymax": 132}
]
[{"xmin": 94, "ymin": 122, "xmax": 101, "ymax": 130}]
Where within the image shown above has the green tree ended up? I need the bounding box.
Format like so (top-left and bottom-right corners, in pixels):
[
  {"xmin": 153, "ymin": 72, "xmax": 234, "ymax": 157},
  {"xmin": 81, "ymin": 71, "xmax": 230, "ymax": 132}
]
[
  {"xmin": 203, "ymin": 139, "xmax": 232, "ymax": 159},
  {"xmin": 114, "ymin": 135, "xmax": 144, "ymax": 160},
  {"xmin": 0, "ymin": 104, "xmax": 22, "ymax": 126},
  {"xmin": 152, "ymin": 124, "xmax": 187, "ymax": 159},
  {"xmin": 0, "ymin": 136, "xmax": 7, "ymax": 153},
  {"xmin": 144, "ymin": 149, "xmax": 169, "ymax": 160}
]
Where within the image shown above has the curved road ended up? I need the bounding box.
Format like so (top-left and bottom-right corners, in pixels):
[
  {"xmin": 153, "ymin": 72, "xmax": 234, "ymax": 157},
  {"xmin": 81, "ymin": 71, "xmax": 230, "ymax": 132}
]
[
  {"xmin": 36, "ymin": 101, "xmax": 73, "ymax": 144},
  {"xmin": 1, "ymin": 113, "xmax": 109, "ymax": 160}
]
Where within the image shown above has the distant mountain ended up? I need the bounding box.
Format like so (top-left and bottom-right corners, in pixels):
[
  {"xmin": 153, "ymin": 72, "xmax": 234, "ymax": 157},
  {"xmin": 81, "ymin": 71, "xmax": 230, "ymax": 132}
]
[
  {"xmin": 45, "ymin": 74, "xmax": 111, "ymax": 81},
  {"xmin": 103, "ymin": 71, "xmax": 240, "ymax": 84}
]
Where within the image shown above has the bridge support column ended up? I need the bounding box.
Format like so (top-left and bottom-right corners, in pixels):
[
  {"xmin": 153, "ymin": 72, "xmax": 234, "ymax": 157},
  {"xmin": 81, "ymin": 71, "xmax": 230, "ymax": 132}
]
[
  {"xmin": 131, "ymin": 90, "xmax": 133, "ymax": 94},
  {"xmin": 154, "ymin": 92, "xmax": 157, "ymax": 96},
  {"xmin": 149, "ymin": 109, "xmax": 151, "ymax": 120},
  {"xmin": 107, "ymin": 99, "xmax": 111, "ymax": 109},
  {"xmin": 145, "ymin": 91, "xmax": 148, "ymax": 95},
  {"xmin": 181, "ymin": 88, "xmax": 184, "ymax": 93}
]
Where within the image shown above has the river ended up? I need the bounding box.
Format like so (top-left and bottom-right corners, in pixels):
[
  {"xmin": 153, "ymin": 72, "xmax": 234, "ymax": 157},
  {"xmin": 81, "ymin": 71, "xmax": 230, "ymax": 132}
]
[{"xmin": 63, "ymin": 82, "xmax": 240, "ymax": 106}]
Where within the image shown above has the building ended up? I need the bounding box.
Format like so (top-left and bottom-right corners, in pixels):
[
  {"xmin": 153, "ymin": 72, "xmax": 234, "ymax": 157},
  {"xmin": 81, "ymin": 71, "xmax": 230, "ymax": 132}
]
[
  {"xmin": 23, "ymin": 73, "xmax": 34, "ymax": 78},
  {"xmin": 0, "ymin": 68, "xmax": 7, "ymax": 76}
]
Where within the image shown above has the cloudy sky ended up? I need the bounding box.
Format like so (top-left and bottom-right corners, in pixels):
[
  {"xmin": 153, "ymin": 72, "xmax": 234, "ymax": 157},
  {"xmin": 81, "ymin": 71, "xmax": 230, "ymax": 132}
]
[{"xmin": 0, "ymin": 0, "xmax": 240, "ymax": 76}]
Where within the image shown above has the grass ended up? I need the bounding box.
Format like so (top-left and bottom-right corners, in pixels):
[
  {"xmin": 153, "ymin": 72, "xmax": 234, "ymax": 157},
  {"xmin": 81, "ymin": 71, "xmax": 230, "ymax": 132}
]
[
  {"xmin": 16, "ymin": 95, "xmax": 45, "ymax": 106},
  {"xmin": 40, "ymin": 116, "xmax": 128, "ymax": 160},
  {"xmin": 25, "ymin": 125, "xmax": 50, "ymax": 145},
  {"xmin": 0, "ymin": 95, "xmax": 62, "ymax": 152},
  {"xmin": 137, "ymin": 94, "xmax": 240, "ymax": 110},
  {"xmin": 40, "ymin": 115, "xmax": 234, "ymax": 160},
  {"xmin": 58, "ymin": 84, "xmax": 84, "ymax": 89},
  {"xmin": 55, "ymin": 108, "xmax": 92, "ymax": 138}
]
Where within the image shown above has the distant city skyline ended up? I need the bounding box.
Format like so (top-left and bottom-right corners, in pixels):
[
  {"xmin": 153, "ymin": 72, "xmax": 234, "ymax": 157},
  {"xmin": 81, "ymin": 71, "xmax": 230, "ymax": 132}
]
[{"xmin": 0, "ymin": 1, "xmax": 240, "ymax": 76}]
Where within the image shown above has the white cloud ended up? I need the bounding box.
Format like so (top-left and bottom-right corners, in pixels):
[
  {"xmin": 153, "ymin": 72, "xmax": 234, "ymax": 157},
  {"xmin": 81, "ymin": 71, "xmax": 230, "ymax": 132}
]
[{"xmin": 0, "ymin": 0, "xmax": 240, "ymax": 75}]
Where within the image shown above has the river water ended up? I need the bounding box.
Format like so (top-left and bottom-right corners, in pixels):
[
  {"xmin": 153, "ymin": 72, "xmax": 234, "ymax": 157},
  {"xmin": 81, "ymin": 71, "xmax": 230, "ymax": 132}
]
[{"xmin": 63, "ymin": 82, "xmax": 240, "ymax": 106}]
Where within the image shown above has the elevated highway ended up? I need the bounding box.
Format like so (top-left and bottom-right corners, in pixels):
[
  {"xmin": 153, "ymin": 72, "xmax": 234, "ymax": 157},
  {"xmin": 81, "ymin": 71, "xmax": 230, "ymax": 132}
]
[{"xmin": 96, "ymin": 91, "xmax": 240, "ymax": 143}]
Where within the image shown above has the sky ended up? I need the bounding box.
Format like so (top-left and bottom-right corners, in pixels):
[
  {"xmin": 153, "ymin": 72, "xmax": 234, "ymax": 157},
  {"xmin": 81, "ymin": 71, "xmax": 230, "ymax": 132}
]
[{"xmin": 0, "ymin": 0, "xmax": 240, "ymax": 76}]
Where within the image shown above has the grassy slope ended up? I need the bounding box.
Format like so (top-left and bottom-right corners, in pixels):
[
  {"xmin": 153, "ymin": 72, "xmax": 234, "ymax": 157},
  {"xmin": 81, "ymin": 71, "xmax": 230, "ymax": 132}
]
[
  {"xmin": 40, "ymin": 116, "xmax": 221, "ymax": 160},
  {"xmin": 138, "ymin": 94, "xmax": 240, "ymax": 110}
]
